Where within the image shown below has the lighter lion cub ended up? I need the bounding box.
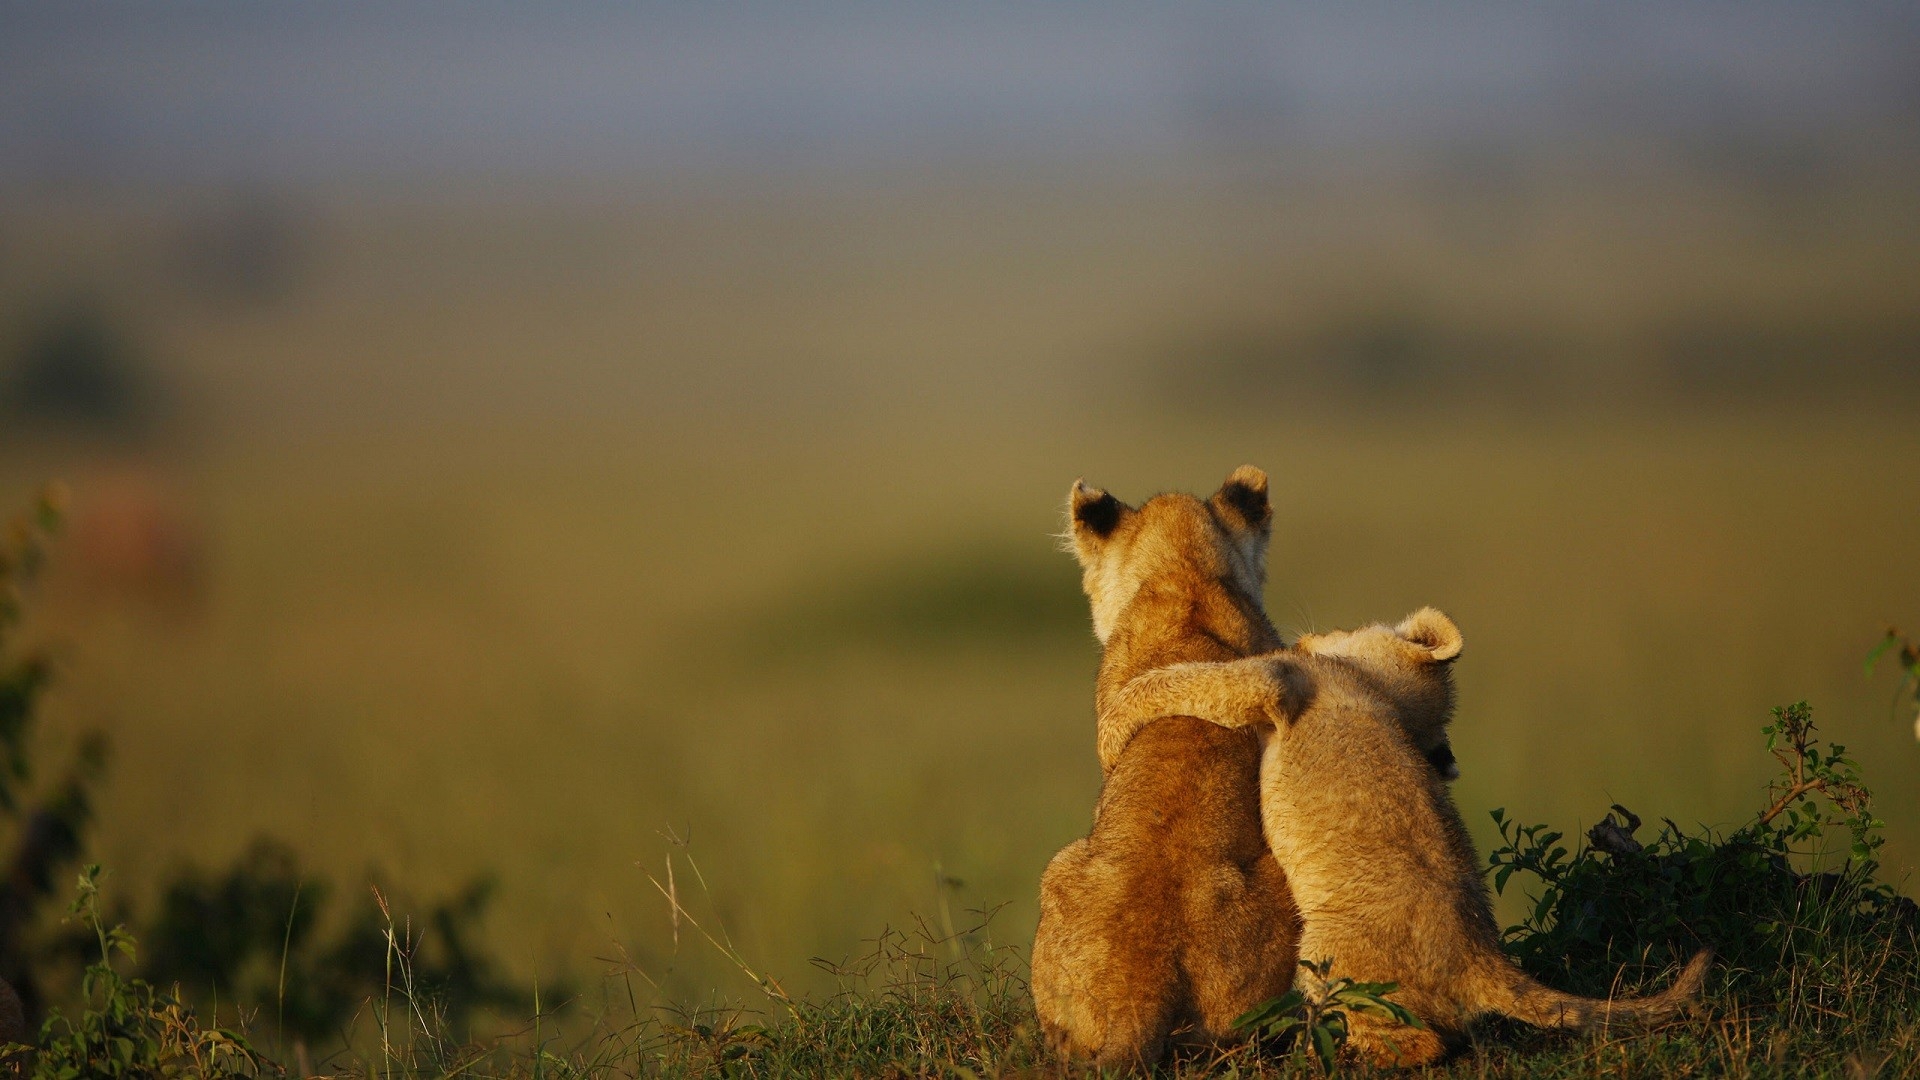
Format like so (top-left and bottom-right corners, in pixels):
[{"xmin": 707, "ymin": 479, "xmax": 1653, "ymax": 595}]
[{"xmin": 1103, "ymin": 612, "xmax": 1710, "ymax": 1065}]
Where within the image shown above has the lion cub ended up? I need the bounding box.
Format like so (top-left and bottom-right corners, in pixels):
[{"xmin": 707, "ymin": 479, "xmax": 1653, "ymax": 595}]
[
  {"xmin": 1101, "ymin": 613, "xmax": 1710, "ymax": 1065},
  {"xmin": 1031, "ymin": 466, "xmax": 1301, "ymax": 1068}
]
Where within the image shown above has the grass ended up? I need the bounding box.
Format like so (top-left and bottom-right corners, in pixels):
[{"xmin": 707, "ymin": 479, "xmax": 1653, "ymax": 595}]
[
  {"xmin": 385, "ymin": 707, "xmax": 1918, "ymax": 1077},
  {"xmin": 416, "ymin": 698, "xmax": 1914, "ymax": 1078},
  {"xmin": 30, "ymin": 707, "xmax": 1920, "ymax": 1078},
  {"xmin": 14, "ymin": 674, "xmax": 1917, "ymax": 1076}
]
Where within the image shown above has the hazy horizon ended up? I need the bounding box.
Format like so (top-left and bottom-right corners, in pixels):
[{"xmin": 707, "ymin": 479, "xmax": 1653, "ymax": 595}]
[{"xmin": 6, "ymin": 4, "xmax": 1918, "ymax": 189}]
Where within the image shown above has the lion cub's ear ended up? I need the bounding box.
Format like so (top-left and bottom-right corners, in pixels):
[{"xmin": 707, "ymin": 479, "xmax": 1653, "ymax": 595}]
[
  {"xmin": 1395, "ymin": 607, "xmax": 1463, "ymax": 662},
  {"xmin": 1068, "ymin": 479, "xmax": 1131, "ymax": 542},
  {"xmin": 1210, "ymin": 465, "xmax": 1271, "ymax": 534}
]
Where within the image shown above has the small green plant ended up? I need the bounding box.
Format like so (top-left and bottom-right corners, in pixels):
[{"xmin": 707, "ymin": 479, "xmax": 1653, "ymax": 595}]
[
  {"xmin": 1233, "ymin": 958, "xmax": 1422, "ymax": 1074},
  {"xmin": 31, "ymin": 866, "xmax": 266, "ymax": 1079},
  {"xmin": 1757, "ymin": 700, "xmax": 1881, "ymax": 861}
]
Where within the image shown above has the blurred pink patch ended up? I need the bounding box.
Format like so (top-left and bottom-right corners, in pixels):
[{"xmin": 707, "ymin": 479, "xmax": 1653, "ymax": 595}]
[{"xmin": 66, "ymin": 470, "xmax": 205, "ymax": 613}]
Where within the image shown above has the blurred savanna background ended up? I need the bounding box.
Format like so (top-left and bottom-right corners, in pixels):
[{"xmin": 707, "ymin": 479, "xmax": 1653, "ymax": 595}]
[{"xmin": 2, "ymin": 1, "xmax": 1919, "ymax": 1030}]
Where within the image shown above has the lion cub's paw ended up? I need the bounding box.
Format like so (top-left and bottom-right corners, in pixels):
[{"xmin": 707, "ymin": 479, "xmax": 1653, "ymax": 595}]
[{"xmin": 1257, "ymin": 653, "xmax": 1315, "ymax": 726}]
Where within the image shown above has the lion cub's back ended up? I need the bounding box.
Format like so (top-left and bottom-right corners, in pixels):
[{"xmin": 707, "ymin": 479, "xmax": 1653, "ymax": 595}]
[
  {"xmin": 1032, "ymin": 718, "xmax": 1296, "ymax": 1061},
  {"xmin": 1262, "ymin": 698, "xmax": 1477, "ymax": 895},
  {"xmin": 1096, "ymin": 717, "xmax": 1269, "ymax": 863},
  {"xmin": 1102, "ymin": 717, "xmax": 1298, "ymax": 1020}
]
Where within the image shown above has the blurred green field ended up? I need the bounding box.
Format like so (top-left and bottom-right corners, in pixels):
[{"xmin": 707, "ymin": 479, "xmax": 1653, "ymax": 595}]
[
  {"xmin": 6, "ymin": 411, "xmax": 1919, "ymax": 1011},
  {"xmin": 3, "ymin": 174, "xmax": 1919, "ymax": 1015}
]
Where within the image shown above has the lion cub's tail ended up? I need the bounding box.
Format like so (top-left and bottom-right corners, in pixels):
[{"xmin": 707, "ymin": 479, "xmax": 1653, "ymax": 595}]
[{"xmin": 1482, "ymin": 948, "xmax": 1711, "ymax": 1033}]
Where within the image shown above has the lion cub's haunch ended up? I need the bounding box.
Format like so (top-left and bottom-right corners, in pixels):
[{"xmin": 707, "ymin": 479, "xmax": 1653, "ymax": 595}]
[
  {"xmin": 1030, "ymin": 466, "xmax": 1300, "ymax": 1069},
  {"xmin": 1102, "ymin": 612, "xmax": 1710, "ymax": 1065}
]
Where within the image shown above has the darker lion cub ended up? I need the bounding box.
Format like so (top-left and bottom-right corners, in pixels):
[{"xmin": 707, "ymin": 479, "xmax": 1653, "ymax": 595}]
[{"xmin": 1030, "ymin": 466, "xmax": 1302, "ymax": 1068}]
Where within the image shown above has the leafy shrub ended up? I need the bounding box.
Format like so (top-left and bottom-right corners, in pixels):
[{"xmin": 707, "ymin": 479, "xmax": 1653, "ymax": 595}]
[
  {"xmin": 1487, "ymin": 701, "xmax": 1920, "ymax": 1032},
  {"xmin": 1, "ymin": 484, "xmax": 528, "ymax": 1066},
  {"xmin": 0, "ymin": 485, "xmax": 107, "ymax": 1025},
  {"xmin": 138, "ymin": 840, "xmax": 528, "ymax": 1049},
  {"xmin": 2, "ymin": 302, "xmax": 157, "ymax": 436},
  {"xmin": 31, "ymin": 866, "xmax": 264, "ymax": 1079}
]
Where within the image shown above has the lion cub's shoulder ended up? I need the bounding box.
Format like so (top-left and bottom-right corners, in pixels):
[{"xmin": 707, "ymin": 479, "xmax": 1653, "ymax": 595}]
[{"xmin": 1098, "ymin": 607, "xmax": 1463, "ymax": 777}]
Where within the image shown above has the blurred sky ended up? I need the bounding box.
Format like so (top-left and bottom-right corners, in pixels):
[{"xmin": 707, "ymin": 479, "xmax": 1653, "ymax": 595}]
[
  {"xmin": 5, "ymin": 3, "xmax": 1920, "ymax": 434},
  {"xmin": 5, "ymin": 3, "xmax": 1918, "ymax": 187}
]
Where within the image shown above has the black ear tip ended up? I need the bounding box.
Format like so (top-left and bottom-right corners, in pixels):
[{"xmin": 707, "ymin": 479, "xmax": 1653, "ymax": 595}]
[
  {"xmin": 1073, "ymin": 490, "xmax": 1124, "ymax": 537},
  {"xmin": 1216, "ymin": 466, "xmax": 1272, "ymax": 526}
]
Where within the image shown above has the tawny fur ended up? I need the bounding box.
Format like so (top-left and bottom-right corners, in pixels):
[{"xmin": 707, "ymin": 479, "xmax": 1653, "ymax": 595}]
[
  {"xmin": 1100, "ymin": 612, "xmax": 1710, "ymax": 1066},
  {"xmin": 1099, "ymin": 608, "xmax": 1458, "ymax": 779},
  {"xmin": 1031, "ymin": 466, "xmax": 1301, "ymax": 1069}
]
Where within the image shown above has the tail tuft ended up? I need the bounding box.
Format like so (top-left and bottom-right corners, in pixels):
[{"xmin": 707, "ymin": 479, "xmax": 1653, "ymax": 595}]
[
  {"xmin": 1666, "ymin": 948, "xmax": 1713, "ymax": 1002},
  {"xmin": 1498, "ymin": 948, "xmax": 1712, "ymax": 1033}
]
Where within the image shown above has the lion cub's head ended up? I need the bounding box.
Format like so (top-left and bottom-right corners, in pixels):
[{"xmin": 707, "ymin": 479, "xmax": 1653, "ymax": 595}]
[
  {"xmin": 1064, "ymin": 465, "xmax": 1272, "ymax": 643},
  {"xmin": 1296, "ymin": 607, "xmax": 1463, "ymax": 778}
]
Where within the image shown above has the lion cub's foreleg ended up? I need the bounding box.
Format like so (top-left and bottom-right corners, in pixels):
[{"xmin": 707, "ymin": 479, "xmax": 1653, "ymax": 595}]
[{"xmin": 1096, "ymin": 653, "xmax": 1311, "ymax": 773}]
